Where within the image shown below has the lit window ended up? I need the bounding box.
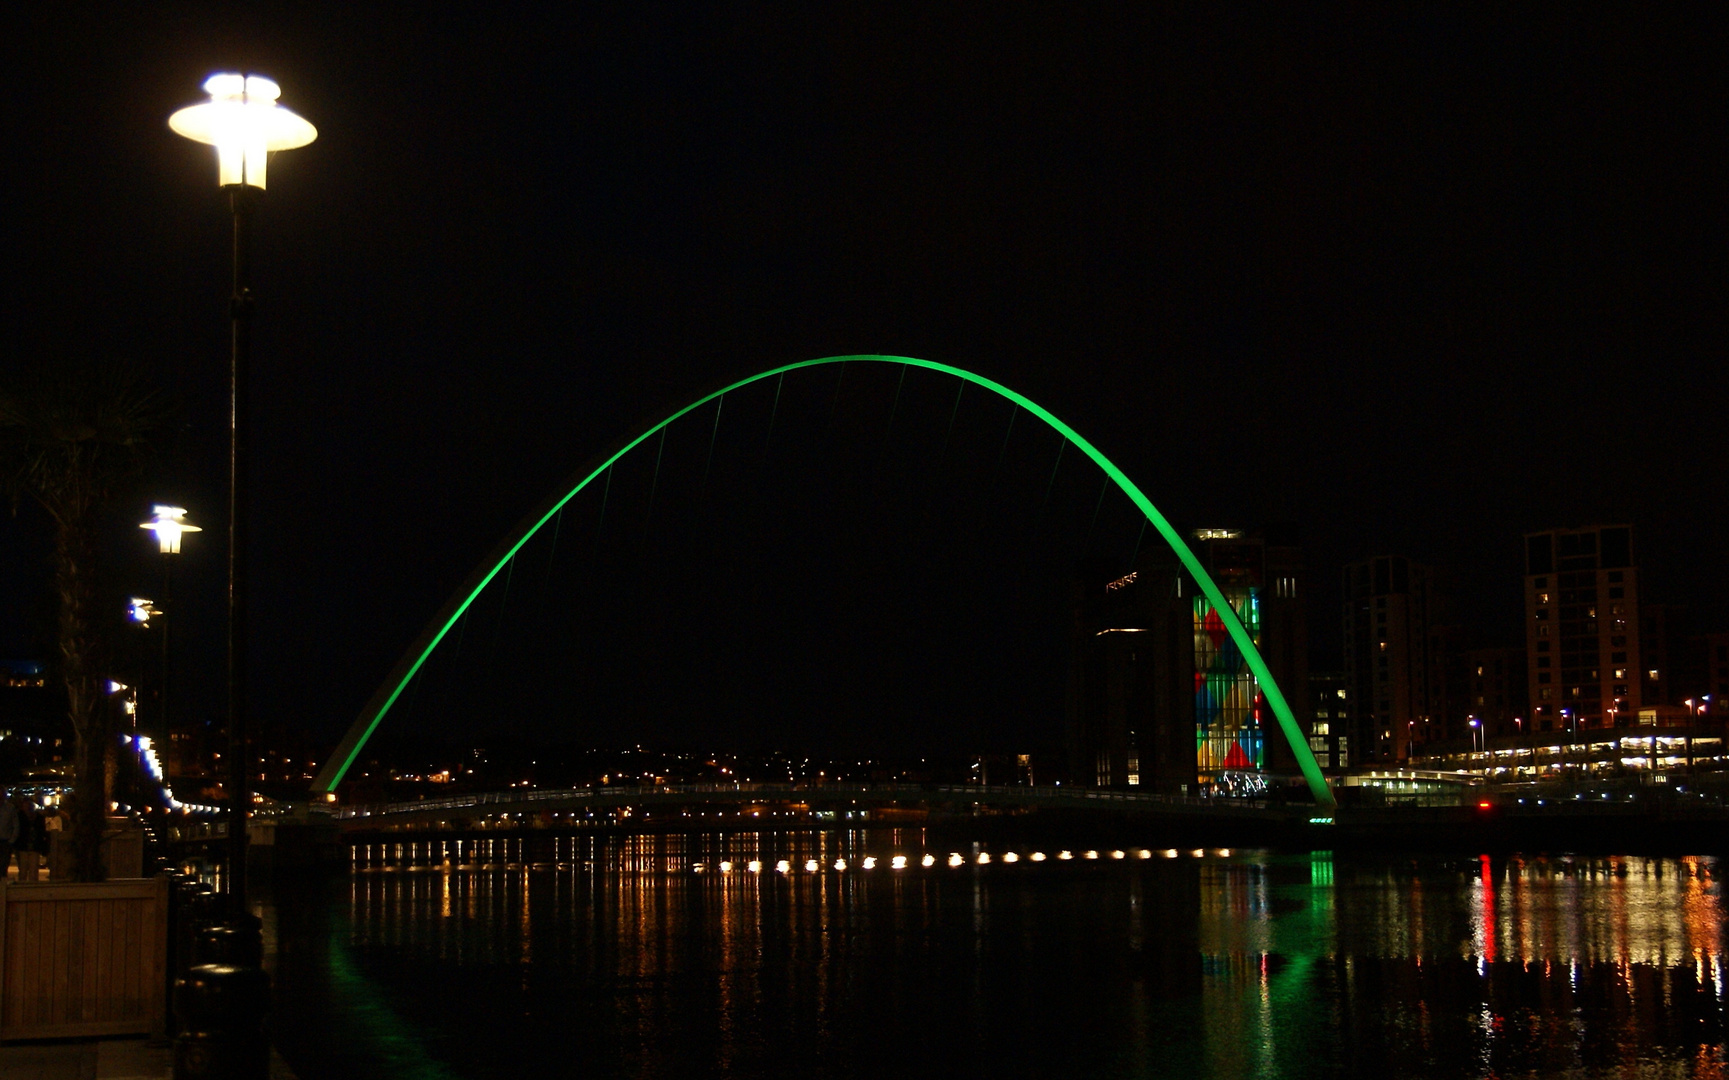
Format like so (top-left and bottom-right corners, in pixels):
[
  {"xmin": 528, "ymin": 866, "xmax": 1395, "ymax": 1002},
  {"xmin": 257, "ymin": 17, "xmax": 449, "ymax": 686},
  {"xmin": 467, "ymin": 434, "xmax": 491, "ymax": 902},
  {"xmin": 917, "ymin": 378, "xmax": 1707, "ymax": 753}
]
[
  {"xmin": 1613, "ymin": 668, "xmax": 1626, "ymax": 679},
  {"xmin": 1648, "ymin": 670, "xmax": 1660, "ymax": 680},
  {"xmin": 1537, "ymin": 592, "xmax": 1551, "ymax": 603},
  {"xmin": 1540, "ymin": 688, "xmax": 1553, "ymax": 700},
  {"xmin": 1313, "ymin": 722, "xmax": 1330, "ymax": 736}
]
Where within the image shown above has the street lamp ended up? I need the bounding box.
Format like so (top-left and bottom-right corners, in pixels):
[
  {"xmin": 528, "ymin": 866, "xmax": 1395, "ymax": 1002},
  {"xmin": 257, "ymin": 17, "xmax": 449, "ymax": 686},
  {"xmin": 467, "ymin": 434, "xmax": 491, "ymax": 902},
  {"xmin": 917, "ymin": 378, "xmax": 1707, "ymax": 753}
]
[
  {"xmin": 139, "ymin": 506, "xmax": 197, "ymax": 798},
  {"xmin": 139, "ymin": 504, "xmax": 202, "ymax": 554},
  {"xmin": 1468, "ymin": 717, "xmax": 1482, "ymax": 772},
  {"xmin": 171, "ymin": 74, "xmax": 315, "ymax": 917},
  {"xmin": 1562, "ymin": 707, "xmax": 1576, "ymax": 781}
]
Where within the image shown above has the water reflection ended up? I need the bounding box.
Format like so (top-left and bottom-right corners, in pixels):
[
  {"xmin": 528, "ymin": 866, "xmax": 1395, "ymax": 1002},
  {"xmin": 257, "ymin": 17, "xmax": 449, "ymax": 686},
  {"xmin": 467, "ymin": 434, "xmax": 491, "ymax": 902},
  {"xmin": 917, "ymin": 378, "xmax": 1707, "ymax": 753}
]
[{"xmin": 264, "ymin": 840, "xmax": 1729, "ymax": 1078}]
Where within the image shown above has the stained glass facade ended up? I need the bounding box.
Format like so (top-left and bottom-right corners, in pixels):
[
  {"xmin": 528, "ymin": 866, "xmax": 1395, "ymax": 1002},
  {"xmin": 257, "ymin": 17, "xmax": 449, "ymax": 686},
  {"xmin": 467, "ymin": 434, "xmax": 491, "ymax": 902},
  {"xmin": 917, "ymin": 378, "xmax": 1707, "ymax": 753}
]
[{"xmin": 1194, "ymin": 587, "xmax": 1265, "ymax": 779}]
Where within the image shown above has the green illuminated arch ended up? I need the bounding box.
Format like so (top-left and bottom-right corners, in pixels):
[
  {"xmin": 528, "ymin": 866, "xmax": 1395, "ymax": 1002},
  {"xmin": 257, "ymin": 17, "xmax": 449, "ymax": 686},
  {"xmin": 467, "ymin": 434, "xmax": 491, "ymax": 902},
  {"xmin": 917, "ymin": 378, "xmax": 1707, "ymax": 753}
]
[{"xmin": 313, "ymin": 356, "xmax": 1336, "ymax": 807}]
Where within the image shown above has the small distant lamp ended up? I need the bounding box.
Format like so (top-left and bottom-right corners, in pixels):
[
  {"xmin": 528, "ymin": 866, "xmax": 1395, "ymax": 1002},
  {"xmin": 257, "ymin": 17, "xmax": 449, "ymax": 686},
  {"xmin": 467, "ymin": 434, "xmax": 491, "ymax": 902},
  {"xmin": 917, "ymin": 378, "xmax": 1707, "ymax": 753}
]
[
  {"xmin": 140, "ymin": 506, "xmax": 202, "ymax": 554},
  {"xmin": 129, "ymin": 598, "xmax": 159, "ymax": 626},
  {"xmin": 168, "ymin": 74, "xmax": 316, "ymax": 190}
]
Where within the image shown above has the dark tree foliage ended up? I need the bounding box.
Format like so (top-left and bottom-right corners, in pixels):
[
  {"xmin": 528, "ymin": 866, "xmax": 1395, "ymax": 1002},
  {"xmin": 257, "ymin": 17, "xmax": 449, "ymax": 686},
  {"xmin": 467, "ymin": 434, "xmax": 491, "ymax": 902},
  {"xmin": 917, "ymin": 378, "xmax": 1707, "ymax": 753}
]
[{"xmin": 0, "ymin": 361, "xmax": 169, "ymax": 881}]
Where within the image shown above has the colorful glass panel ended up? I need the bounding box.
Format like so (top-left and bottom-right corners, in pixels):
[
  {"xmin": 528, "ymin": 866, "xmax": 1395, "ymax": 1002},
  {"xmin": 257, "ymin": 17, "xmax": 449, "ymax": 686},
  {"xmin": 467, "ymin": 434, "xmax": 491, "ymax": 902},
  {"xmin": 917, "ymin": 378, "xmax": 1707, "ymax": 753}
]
[{"xmin": 1194, "ymin": 587, "xmax": 1265, "ymax": 780}]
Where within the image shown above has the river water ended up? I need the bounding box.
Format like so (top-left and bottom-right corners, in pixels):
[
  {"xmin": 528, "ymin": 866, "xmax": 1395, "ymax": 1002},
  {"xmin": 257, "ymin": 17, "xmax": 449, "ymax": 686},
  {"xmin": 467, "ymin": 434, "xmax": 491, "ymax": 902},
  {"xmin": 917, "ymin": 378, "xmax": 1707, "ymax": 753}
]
[{"xmin": 258, "ymin": 831, "xmax": 1729, "ymax": 1078}]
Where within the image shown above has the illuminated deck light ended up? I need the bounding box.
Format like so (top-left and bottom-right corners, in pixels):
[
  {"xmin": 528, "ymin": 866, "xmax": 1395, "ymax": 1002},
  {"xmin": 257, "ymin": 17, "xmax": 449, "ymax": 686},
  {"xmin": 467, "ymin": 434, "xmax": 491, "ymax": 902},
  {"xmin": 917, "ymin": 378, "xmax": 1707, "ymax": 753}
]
[
  {"xmin": 804, "ymin": 859, "xmax": 819, "ymax": 873},
  {"xmin": 921, "ymin": 854, "xmax": 936, "ymax": 867},
  {"xmin": 774, "ymin": 860, "xmax": 789, "ymax": 874},
  {"xmin": 1109, "ymin": 850, "xmax": 1125, "ymax": 860},
  {"xmin": 1135, "ymin": 849, "xmax": 1152, "ymax": 859},
  {"xmin": 719, "ymin": 861, "xmax": 733, "ymax": 873},
  {"xmin": 948, "ymin": 853, "xmax": 965, "ymax": 867},
  {"xmin": 1029, "ymin": 852, "xmax": 1046, "ymax": 862},
  {"xmin": 891, "ymin": 855, "xmax": 908, "ymax": 869},
  {"xmin": 1083, "ymin": 850, "xmax": 1098, "ymax": 860},
  {"xmin": 1057, "ymin": 851, "xmax": 1073, "ymax": 861},
  {"xmin": 976, "ymin": 852, "xmax": 991, "ymax": 865},
  {"xmin": 862, "ymin": 856, "xmax": 877, "ymax": 869},
  {"xmin": 834, "ymin": 859, "xmax": 847, "ymax": 871},
  {"xmin": 1002, "ymin": 852, "xmax": 1019, "ymax": 863}
]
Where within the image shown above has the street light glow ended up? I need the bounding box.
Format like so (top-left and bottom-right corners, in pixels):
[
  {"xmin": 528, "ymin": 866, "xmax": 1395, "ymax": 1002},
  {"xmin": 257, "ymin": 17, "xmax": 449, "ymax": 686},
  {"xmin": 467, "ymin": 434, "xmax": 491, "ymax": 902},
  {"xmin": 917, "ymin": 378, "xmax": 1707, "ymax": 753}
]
[
  {"xmin": 139, "ymin": 506, "xmax": 201, "ymax": 554},
  {"xmin": 169, "ymin": 74, "xmax": 317, "ymax": 189}
]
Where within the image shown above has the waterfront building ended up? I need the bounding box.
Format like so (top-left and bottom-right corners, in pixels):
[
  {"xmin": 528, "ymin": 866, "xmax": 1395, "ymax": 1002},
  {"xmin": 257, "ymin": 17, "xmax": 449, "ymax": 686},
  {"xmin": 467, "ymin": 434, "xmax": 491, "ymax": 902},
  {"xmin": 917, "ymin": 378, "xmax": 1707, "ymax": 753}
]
[
  {"xmin": 1456, "ymin": 646, "xmax": 1528, "ymax": 738},
  {"xmin": 1308, "ymin": 671, "xmax": 1350, "ymax": 769},
  {"xmin": 1412, "ymin": 719, "xmax": 1729, "ymax": 781},
  {"xmin": 1341, "ymin": 556, "xmax": 1447, "ymax": 763},
  {"xmin": 1066, "ymin": 526, "xmax": 1308, "ymax": 793},
  {"xmin": 1709, "ymin": 634, "xmax": 1729, "ymax": 714},
  {"xmin": 1522, "ymin": 525, "xmax": 1643, "ymax": 731}
]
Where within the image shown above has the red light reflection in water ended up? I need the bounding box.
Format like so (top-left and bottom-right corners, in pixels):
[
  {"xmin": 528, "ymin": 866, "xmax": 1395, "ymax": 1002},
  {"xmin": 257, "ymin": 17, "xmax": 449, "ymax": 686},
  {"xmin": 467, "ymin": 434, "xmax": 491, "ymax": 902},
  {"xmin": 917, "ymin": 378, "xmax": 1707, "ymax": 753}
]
[{"xmin": 1479, "ymin": 854, "xmax": 1497, "ymax": 964}]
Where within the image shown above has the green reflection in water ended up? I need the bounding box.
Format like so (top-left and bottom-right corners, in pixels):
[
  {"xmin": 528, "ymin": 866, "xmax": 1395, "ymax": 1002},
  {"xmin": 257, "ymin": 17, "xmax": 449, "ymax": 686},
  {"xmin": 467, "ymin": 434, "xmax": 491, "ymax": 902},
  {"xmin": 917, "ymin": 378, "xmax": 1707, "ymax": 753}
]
[{"xmin": 324, "ymin": 922, "xmax": 462, "ymax": 1080}]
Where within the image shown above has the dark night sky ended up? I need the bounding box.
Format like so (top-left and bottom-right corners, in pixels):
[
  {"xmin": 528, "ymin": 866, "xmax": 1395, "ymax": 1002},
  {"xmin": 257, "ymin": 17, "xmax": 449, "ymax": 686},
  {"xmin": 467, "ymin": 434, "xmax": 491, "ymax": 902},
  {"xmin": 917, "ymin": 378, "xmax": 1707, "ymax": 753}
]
[{"xmin": 2, "ymin": 5, "xmax": 1725, "ymax": 765}]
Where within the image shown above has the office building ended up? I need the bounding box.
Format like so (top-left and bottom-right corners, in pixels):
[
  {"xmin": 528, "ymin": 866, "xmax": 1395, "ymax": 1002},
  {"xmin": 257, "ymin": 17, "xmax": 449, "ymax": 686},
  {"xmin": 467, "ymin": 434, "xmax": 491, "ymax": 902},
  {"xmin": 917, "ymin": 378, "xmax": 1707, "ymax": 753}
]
[{"xmin": 1067, "ymin": 526, "xmax": 1308, "ymax": 792}]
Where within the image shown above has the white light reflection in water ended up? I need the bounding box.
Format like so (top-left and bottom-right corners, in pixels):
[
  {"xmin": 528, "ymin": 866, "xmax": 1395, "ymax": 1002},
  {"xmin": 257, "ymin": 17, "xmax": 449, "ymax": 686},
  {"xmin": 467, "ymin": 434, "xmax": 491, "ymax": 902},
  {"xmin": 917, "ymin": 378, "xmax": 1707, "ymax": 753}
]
[{"xmin": 306, "ymin": 838, "xmax": 1729, "ymax": 1080}]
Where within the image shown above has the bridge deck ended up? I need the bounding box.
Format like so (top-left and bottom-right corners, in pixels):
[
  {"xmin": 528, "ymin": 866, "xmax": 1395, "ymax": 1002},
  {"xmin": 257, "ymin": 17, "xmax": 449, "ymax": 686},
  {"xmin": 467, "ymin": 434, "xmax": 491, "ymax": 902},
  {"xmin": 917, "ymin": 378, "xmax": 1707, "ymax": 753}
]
[{"xmin": 333, "ymin": 782, "xmax": 1296, "ymax": 827}]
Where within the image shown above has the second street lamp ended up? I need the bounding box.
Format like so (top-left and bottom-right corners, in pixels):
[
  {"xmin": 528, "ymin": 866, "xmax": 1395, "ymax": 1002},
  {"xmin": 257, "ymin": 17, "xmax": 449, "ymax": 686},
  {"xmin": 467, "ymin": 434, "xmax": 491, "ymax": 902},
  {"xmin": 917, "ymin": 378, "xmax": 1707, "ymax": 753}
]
[
  {"xmin": 171, "ymin": 75, "xmax": 315, "ymax": 914},
  {"xmin": 138, "ymin": 506, "xmax": 198, "ymax": 791}
]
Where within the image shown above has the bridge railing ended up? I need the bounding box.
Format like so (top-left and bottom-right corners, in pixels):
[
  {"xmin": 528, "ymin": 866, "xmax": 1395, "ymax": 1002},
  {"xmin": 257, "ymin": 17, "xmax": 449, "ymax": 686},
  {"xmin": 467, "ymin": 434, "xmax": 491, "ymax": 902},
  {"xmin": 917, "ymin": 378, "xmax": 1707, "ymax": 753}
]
[{"xmin": 333, "ymin": 782, "xmax": 1267, "ymax": 820}]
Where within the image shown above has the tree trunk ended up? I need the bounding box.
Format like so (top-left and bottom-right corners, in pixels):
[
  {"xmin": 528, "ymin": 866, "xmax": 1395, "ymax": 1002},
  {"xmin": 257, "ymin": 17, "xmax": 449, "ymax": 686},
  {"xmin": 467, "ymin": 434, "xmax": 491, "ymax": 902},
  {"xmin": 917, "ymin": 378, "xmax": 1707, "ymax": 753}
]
[{"xmin": 55, "ymin": 497, "xmax": 111, "ymax": 883}]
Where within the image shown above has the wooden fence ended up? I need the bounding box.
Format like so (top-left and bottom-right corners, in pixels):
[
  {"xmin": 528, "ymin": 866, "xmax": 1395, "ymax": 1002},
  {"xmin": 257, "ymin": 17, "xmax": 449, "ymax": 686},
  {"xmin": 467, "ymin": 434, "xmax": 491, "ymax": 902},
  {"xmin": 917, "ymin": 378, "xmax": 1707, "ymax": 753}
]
[{"xmin": 0, "ymin": 876, "xmax": 169, "ymax": 1041}]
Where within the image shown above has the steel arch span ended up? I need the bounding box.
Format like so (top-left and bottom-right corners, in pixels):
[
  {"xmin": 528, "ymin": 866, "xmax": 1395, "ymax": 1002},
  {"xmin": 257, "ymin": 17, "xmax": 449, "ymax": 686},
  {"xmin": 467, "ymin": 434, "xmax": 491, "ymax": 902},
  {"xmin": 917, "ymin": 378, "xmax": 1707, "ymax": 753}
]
[{"xmin": 312, "ymin": 356, "xmax": 1336, "ymax": 807}]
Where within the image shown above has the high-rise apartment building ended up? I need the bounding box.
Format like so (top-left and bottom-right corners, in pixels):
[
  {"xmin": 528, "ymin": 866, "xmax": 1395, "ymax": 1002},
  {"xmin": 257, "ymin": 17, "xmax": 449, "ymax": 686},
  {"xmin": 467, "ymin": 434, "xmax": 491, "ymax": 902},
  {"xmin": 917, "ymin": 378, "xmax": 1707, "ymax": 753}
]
[
  {"xmin": 1456, "ymin": 646, "xmax": 1528, "ymax": 738},
  {"xmin": 1522, "ymin": 525, "xmax": 1641, "ymax": 730},
  {"xmin": 1067, "ymin": 527, "xmax": 1308, "ymax": 792},
  {"xmin": 1342, "ymin": 556, "xmax": 1445, "ymax": 762},
  {"xmin": 1308, "ymin": 672, "xmax": 1350, "ymax": 769}
]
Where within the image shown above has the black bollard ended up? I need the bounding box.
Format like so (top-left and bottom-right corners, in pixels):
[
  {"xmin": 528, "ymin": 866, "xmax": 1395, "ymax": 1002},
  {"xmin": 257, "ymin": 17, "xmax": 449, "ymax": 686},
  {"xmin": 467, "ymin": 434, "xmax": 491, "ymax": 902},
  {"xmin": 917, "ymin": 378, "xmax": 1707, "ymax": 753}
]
[
  {"xmin": 173, "ymin": 914, "xmax": 270, "ymax": 1080},
  {"xmin": 173, "ymin": 963, "xmax": 270, "ymax": 1079}
]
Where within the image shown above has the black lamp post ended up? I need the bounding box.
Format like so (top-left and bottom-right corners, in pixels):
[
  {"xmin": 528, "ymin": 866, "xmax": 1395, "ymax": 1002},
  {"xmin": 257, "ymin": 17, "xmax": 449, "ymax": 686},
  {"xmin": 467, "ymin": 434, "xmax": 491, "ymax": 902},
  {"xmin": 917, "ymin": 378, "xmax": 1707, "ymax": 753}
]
[
  {"xmin": 170, "ymin": 75, "xmax": 315, "ymax": 912},
  {"xmin": 168, "ymin": 73, "xmax": 314, "ymax": 1080},
  {"xmin": 139, "ymin": 506, "xmax": 200, "ymax": 771}
]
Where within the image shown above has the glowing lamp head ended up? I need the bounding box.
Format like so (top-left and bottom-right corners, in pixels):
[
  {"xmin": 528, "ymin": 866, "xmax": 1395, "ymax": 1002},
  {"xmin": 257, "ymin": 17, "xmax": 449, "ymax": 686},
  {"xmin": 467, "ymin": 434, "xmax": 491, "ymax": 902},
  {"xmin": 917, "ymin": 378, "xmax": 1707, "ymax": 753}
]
[
  {"xmin": 169, "ymin": 73, "xmax": 316, "ymax": 189},
  {"xmin": 140, "ymin": 505, "xmax": 201, "ymax": 554},
  {"xmin": 129, "ymin": 598, "xmax": 159, "ymax": 625}
]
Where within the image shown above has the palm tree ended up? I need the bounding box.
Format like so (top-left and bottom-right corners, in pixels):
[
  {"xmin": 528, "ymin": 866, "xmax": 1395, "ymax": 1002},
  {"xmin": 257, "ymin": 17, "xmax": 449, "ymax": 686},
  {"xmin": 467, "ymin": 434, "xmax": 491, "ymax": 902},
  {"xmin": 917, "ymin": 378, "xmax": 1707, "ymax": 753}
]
[{"xmin": 0, "ymin": 360, "xmax": 169, "ymax": 881}]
